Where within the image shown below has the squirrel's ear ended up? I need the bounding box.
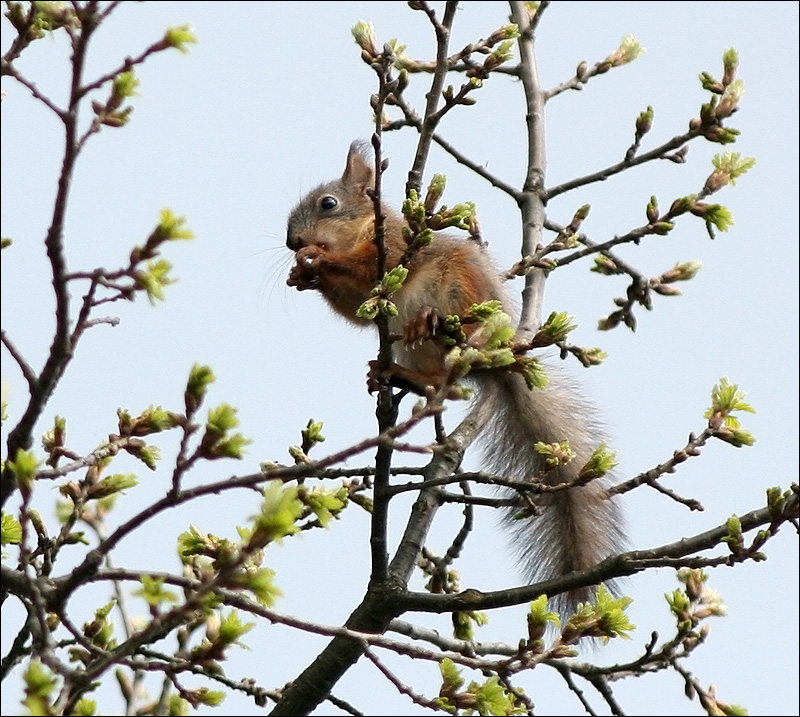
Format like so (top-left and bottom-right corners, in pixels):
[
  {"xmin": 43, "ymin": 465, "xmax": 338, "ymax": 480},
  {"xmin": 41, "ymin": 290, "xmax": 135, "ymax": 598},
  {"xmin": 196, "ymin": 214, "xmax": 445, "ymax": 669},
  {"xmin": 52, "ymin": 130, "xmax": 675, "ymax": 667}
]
[{"xmin": 342, "ymin": 141, "xmax": 374, "ymax": 189}]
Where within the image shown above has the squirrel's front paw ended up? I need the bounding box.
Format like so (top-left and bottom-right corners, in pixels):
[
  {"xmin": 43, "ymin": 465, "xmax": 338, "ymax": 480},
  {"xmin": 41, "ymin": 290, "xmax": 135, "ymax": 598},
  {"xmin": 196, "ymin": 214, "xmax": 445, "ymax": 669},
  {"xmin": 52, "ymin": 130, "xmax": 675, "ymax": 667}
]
[
  {"xmin": 287, "ymin": 245, "xmax": 325, "ymax": 290},
  {"xmin": 404, "ymin": 306, "xmax": 444, "ymax": 346}
]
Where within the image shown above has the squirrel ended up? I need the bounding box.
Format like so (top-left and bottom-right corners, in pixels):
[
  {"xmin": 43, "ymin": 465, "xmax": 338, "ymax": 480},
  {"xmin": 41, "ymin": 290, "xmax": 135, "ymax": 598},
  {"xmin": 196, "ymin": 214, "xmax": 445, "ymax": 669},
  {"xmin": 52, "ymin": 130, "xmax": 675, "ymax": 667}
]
[{"xmin": 286, "ymin": 141, "xmax": 625, "ymax": 615}]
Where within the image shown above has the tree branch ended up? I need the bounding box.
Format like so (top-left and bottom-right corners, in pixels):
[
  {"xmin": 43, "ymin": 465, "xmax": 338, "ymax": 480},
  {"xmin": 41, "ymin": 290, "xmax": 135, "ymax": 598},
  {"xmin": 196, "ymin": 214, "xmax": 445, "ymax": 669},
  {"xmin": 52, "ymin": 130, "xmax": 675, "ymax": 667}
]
[{"xmin": 509, "ymin": 1, "xmax": 548, "ymax": 339}]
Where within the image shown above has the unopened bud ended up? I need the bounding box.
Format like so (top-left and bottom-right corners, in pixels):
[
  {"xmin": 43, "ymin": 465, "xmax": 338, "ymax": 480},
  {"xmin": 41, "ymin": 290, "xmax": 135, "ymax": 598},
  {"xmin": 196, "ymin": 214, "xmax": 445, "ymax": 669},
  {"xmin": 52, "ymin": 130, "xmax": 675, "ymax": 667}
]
[
  {"xmin": 722, "ymin": 48, "xmax": 739, "ymax": 87},
  {"xmin": 650, "ymin": 221, "xmax": 674, "ymax": 235},
  {"xmin": 704, "ymin": 125, "xmax": 740, "ymax": 145},
  {"xmin": 351, "ymin": 21, "xmax": 379, "ymax": 58},
  {"xmin": 597, "ymin": 312, "xmax": 623, "ymax": 331},
  {"xmin": 652, "ymin": 283, "xmax": 682, "ymax": 296},
  {"xmin": 635, "ymin": 106, "xmax": 653, "ymax": 138},
  {"xmin": 703, "ymin": 170, "xmax": 728, "ymax": 195},
  {"xmin": 661, "ymin": 260, "xmax": 702, "ymax": 283},
  {"xmin": 567, "ymin": 204, "xmax": 590, "ymax": 233},
  {"xmin": 646, "ymin": 196, "xmax": 659, "ymax": 224},
  {"xmin": 669, "ymin": 196, "xmax": 697, "ymax": 217},
  {"xmin": 424, "ymin": 173, "xmax": 447, "ymax": 212}
]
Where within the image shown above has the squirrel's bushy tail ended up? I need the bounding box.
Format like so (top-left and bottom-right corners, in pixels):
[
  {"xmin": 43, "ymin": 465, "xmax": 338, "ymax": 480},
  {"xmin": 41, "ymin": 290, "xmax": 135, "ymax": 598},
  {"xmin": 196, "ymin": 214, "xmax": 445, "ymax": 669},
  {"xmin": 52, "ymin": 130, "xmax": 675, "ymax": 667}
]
[{"xmin": 473, "ymin": 363, "xmax": 626, "ymax": 616}]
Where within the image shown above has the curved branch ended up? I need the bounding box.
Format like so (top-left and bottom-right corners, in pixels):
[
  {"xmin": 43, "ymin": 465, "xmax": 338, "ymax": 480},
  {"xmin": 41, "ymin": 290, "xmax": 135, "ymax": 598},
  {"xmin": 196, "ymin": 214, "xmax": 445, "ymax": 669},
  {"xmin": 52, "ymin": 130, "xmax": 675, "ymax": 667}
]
[
  {"xmin": 545, "ymin": 130, "xmax": 700, "ymax": 200},
  {"xmin": 1, "ymin": 331, "xmax": 38, "ymax": 392},
  {"xmin": 396, "ymin": 491, "xmax": 798, "ymax": 613}
]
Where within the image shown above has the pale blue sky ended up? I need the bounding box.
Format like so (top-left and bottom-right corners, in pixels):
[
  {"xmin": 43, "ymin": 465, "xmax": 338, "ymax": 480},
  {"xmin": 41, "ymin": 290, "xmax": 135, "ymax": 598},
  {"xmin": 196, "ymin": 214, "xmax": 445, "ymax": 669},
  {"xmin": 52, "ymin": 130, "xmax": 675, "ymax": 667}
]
[{"xmin": 1, "ymin": 2, "xmax": 798, "ymax": 715}]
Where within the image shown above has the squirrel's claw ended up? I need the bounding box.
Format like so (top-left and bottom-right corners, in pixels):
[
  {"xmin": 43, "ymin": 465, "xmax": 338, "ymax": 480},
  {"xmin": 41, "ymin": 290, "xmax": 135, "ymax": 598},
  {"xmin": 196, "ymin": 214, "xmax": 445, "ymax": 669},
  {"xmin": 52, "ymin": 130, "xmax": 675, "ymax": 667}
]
[
  {"xmin": 287, "ymin": 245, "xmax": 325, "ymax": 290},
  {"xmin": 404, "ymin": 306, "xmax": 444, "ymax": 345}
]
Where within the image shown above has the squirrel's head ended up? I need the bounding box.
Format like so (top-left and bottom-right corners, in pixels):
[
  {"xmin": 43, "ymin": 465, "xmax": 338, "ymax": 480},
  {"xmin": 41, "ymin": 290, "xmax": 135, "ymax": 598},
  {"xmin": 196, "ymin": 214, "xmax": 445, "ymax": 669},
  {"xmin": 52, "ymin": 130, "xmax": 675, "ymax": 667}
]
[{"xmin": 286, "ymin": 141, "xmax": 376, "ymax": 253}]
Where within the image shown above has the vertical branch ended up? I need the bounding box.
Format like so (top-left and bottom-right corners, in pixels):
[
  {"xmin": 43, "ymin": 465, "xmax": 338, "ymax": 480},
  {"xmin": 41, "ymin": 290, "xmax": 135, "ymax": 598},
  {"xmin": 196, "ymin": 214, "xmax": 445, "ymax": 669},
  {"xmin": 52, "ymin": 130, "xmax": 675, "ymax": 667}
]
[
  {"xmin": 369, "ymin": 61, "xmax": 395, "ymax": 585},
  {"xmin": 2, "ymin": 6, "xmax": 100, "ymax": 507},
  {"xmin": 509, "ymin": 1, "xmax": 548, "ymax": 338},
  {"xmin": 405, "ymin": 0, "xmax": 459, "ymax": 196},
  {"xmin": 368, "ymin": 0, "xmax": 459, "ymax": 585}
]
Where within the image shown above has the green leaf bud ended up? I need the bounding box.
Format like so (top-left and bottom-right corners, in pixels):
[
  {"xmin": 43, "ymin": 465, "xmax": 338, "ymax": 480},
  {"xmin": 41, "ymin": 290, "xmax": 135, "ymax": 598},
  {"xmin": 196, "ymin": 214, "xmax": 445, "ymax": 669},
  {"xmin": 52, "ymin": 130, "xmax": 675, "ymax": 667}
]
[
  {"xmin": 527, "ymin": 594, "xmax": 560, "ymax": 643},
  {"xmin": 157, "ymin": 208, "xmax": 194, "ymax": 241},
  {"xmin": 23, "ymin": 660, "xmax": 57, "ymax": 714},
  {"xmin": 635, "ymin": 105, "xmax": 653, "ymax": 138},
  {"xmin": 299, "ymin": 486, "xmax": 347, "ymax": 528},
  {"xmin": 127, "ymin": 443, "xmax": 160, "ymax": 470},
  {"xmin": 478, "ymin": 311, "xmax": 515, "ymax": 350},
  {"xmin": 351, "ymin": 20, "xmax": 379, "ymax": 57},
  {"xmin": 87, "ymin": 473, "xmax": 138, "ymax": 500},
  {"xmin": 42, "ymin": 415, "xmax": 67, "ymax": 458},
  {"xmin": 668, "ymin": 195, "xmax": 697, "ymax": 217},
  {"xmin": 661, "ymin": 260, "xmax": 703, "ymax": 283},
  {"xmin": 379, "ymin": 298, "xmax": 398, "ymax": 317},
  {"xmin": 715, "ymin": 427, "xmax": 756, "ymax": 448},
  {"xmin": 133, "ymin": 259, "xmax": 175, "ymax": 304},
  {"xmin": 567, "ymin": 204, "xmax": 590, "ymax": 233},
  {"xmin": 722, "ymin": 48, "xmax": 739, "ymax": 86},
  {"xmin": 8, "ymin": 449, "xmax": 39, "ymax": 495},
  {"xmin": 239, "ymin": 567, "xmax": 282, "ymax": 606},
  {"xmin": 488, "ymin": 24, "xmax": 520, "ymax": 43},
  {"xmin": 112, "ymin": 71, "xmax": 139, "ymax": 101},
  {"xmin": 134, "ymin": 575, "xmax": 178, "ymax": 606},
  {"xmin": 699, "ymin": 71, "xmax": 724, "ymax": 93},
  {"xmin": 646, "ymin": 195, "xmax": 660, "ymax": 224},
  {"xmin": 538, "ymin": 311, "xmax": 577, "ymax": 344},
  {"xmin": 607, "ymin": 34, "xmax": 644, "ymax": 66},
  {"xmin": 382, "ymin": 265, "xmax": 409, "ymax": 294},
  {"xmin": 704, "ymin": 125, "xmax": 741, "ymax": 144},
  {"xmin": 725, "ymin": 515, "xmax": 743, "ymax": 539},
  {"xmin": 691, "ymin": 203, "xmax": 734, "ymax": 232},
  {"xmin": 249, "ymin": 480, "xmax": 303, "ymax": 547},
  {"xmin": 578, "ymin": 442, "xmax": 618, "ymax": 480},
  {"xmin": 210, "ymin": 433, "xmax": 252, "ymax": 459},
  {"xmin": 516, "ymin": 356, "xmax": 548, "ymax": 390},
  {"xmin": 301, "ymin": 419, "xmax": 325, "ymax": 446},
  {"xmin": 466, "ymin": 300, "xmax": 503, "ymax": 321},
  {"xmin": 207, "ymin": 404, "xmax": 239, "ymax": 434},
  {"xmin": 186, "ymin": 363, "xmax": 216, "ymax": 413},
  {"xmin": 597, "ymin": 311, "xmax": 624, "ymax": 331},
  {"xmin": 706, "ymin": 150, "xmax": 755, "ymax": 194},
  {"xmin": 650, "ymin": 221, "xmax": 674, "ymax": 235},
  {"xmin": 574, "ymin": 346, "xmax": 607, "ymax": 367},
  {"xmin": 716, "ymin": 79, "xmax": 745, "ymax": 119},
  {"xmin": 215, "ymin": 609, "xmax": 255, "ymax": 647},
  {"xmin": 356, "ymin": 297, "xmax": 380, "ymax": 320},
  {"xmin": 534, "ymin": 441, "xmax": 576, "ymax": 468},
  {"xmin": 162, "ymin": 25, "xmax": 197, "ymax": 54},
  {"xmin": 424, "ymin": 173, "xmax": 447, "ymax": 212},
  {"xmin": 483, "ymin": 40, "xmax": 515, "ymax": 71},
  {"xmin": 414, "ymin": 227, "xmax": 435, "ymax": 247},
  {"xmin": 705, "ymin": 378, "xmax": 756, "ymax": 429},
  {"xmin": 590, "ymin": 255, "xmax": 620, "ymax": 276}
]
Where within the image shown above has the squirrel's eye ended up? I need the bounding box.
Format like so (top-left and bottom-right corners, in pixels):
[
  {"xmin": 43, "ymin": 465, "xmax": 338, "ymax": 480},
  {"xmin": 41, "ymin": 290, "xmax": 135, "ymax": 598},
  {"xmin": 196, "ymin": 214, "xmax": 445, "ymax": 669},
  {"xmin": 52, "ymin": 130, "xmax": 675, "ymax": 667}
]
[{"xmin": 319, "ymin": 195, "xmax": 338, "ymax": 211}]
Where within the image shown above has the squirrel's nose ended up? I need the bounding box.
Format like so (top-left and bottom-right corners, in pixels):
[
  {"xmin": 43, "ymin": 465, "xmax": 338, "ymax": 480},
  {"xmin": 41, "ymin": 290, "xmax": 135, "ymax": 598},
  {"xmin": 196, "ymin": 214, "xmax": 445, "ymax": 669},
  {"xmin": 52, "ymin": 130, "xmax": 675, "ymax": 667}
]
[{"xmin": 286, "ymin": 231, "xmax": 306, "ymax": 251}]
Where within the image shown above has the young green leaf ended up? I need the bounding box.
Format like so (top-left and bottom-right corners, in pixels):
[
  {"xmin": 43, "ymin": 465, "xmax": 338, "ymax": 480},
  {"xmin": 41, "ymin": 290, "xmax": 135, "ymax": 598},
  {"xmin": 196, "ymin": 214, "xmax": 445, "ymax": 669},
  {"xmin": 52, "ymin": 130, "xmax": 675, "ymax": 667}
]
[
  {"xmin": 134, "ymin": 575, "xmax": 178, "ymax": 607},
  {"xmin": 249, "ymin": 481, "xmax": 304, "ymax": 548},
  {"xmin": 1, "ymin": 511, "xmax": 23, "ymax": 546}
]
